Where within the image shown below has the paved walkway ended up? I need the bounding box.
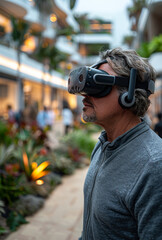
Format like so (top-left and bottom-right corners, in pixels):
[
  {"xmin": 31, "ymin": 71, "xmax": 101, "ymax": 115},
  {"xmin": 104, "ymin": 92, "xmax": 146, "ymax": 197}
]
[{"xmin": 6, "ymin": 167, "xmax": 88, "ymax": 240}]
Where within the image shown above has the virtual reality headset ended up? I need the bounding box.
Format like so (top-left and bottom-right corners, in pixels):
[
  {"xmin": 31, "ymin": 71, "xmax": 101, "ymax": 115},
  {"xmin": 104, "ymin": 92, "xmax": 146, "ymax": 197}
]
[{"xmin": 68, "ymin": 59, "xmax": 155, "ymax": 98}]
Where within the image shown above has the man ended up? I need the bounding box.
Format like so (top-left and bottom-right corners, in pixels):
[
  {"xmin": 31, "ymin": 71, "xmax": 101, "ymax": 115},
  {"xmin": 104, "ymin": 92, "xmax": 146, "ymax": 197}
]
[
  {"xmin": 62, "ymin": 102, "xmax": 73, "ymax": 135},
  {"xmin": 46, "ymin": 107, "xmax": 55, "ymax": 129},
  {"xmin": 68, "ymin": 48, "xmax": 162, "ymax": 240},
  {"xmin": 7, "ymin": 105, "xmax": 15, "ymax": 123},
  {"xmin": 36, "ymin": 106, "xmax": 49, "ymax": 129}
]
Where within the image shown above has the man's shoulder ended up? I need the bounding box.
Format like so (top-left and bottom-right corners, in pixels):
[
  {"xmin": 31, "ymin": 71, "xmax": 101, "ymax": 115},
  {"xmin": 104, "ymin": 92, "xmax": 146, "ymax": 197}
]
[
  {"xmin": 139, "ymin": 128, "xmax": 162, "ymax": 155},
  {"xmin": 140, "ymin": 126, "xmax": 162, "ymax": 142}
]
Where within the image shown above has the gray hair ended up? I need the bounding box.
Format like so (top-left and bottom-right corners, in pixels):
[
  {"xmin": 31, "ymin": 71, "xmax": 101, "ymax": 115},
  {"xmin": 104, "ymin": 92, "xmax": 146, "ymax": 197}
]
[{"xmin": 100, "ymin": 48, "xmax": 156, "ymax": 117}]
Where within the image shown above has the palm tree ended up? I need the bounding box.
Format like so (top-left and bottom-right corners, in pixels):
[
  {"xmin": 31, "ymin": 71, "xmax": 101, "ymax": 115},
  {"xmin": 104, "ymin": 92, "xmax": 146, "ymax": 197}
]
[
  {"xmin": 123, "ymin": 35, "xmax": 134, "ymax": 47},
  {"xmin": 74, "ymin": 13, "xmax": 90, "ymax": 33},
  {"xmin": 70, "ymin": 0, "xmax": 78, "ymax": 9},
  {"xmin": 34, "ymin": 0, "xmax": 76, "ymax": 107},
  {"xmin": 34, "ymin": 0, "xmax": 54, "ymax": 107},
  {"xmin": 34, "ymin": 0, "xmax": 53, "ymax": 17},
  {"xmin": 33, "ymin": 41, "xmax": 68, "ymax": 72},
  {"xmin": 10, "ymin": 16, "xmax": 30, "ymax": 111}
]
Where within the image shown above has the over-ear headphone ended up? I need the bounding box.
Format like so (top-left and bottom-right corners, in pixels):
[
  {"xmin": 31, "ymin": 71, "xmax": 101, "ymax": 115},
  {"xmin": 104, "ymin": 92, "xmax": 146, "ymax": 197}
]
[{"xmin": 118, "ymin": 68, "xmax": 137, "ymax": 108}]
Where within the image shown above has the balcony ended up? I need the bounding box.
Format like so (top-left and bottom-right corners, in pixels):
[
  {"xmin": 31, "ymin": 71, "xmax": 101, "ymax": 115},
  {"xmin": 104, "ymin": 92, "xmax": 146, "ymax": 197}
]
[
  {"xmin": 138, "ymin": 0, "xmax": 162, "ymax": 41},
  {"xmin": 74, "ymin": 34, "xmax": 112, "ymax": 44},
  {"xmin": 56, "ymin": 36, "xmax": 78, "ymax": 55},
  {"xmin": 24, "ymin": 4, "xmax": 44, "ymax": 32},
  {"xmin": 42, "ymin": 19, "xmax": 57, "ymax": 41},
  {"xmin": 24, "ymin": 3, "xmax": 57, "ymax": 37},
  {"xmin": 148, "ymin": 0, "xmax": 162, "ymax": 16},
  {"xmin": 53, "ymin": 0, "xmax": 79, "ymax": 32},
  {"xmin": 0, "ymin": 0, "xmax": 28, "ymax": 18},
  {"xmin": 0, "ymin": 45, "xmax": 67, "ymax": 89}
]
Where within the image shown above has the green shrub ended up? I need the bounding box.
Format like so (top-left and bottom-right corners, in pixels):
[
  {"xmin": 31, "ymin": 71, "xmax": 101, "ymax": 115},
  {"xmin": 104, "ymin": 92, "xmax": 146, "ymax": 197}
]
[
  {"xmin": 148, "ymin": 34, "xmax": 162, "ymax": 54},
  {"xmin": 0, "ymin": 174, "xmax": 27, "ymax": 205},
  {"xmin": 7, "ymin": 211, "xmax": 28, "ymax": 232},
  {"xmin": 0, "ymin": 121, "xmax": 12, "ymax": 146},
  {"xmin": 137, "ymin": 42, "xmax": 150, "ymax": 58},
  {"xmin": 137, "ymin": 34, "xmax": 162, "ymax": 57},
  {"xmin": 0, "ymin": 144, "xmax": 15, "ymax": 166},
  {"xmin": 63, "ymin": 129, "xmax": 97, "ymax": 159}
]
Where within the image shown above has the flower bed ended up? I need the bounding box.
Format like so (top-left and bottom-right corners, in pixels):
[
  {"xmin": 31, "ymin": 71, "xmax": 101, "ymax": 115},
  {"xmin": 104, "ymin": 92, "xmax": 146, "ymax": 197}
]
[{"xmin": 0, "ymin": 120, "xmax": 96, "ymax": 238}]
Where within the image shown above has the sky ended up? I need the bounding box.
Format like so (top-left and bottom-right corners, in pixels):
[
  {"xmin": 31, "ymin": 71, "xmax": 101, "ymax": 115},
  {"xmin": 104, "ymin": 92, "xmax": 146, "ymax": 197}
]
[{"xmin": 73, "ymin": 0, "xmax": 133, "ymax": 48}]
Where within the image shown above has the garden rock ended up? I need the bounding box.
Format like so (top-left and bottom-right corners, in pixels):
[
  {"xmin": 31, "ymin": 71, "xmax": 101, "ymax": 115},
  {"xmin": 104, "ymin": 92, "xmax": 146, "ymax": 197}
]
[
  {"xmin": 43, "ymin": 172, "xmax": 62, "ymax": 186},
  {"xmin": 14, "ymin": 195, "xmax": 44, "ymax": 216},
  {"xmin": 0, "ymin": 215, "xmax": 10, "ymax": 238},
  {"xmin": 31, "ymin": 173, "xmax": 62, "ymax": 198},
  {"xmin": 31, "ymin": 181, "xmax": 52, "ymax": 198}
]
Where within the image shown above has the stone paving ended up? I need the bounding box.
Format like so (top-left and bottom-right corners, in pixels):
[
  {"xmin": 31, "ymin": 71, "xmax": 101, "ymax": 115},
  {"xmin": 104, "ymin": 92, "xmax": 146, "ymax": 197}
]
[{"xmin": 5, "ymin": 167, "xmax": 88, "ymax": 240}]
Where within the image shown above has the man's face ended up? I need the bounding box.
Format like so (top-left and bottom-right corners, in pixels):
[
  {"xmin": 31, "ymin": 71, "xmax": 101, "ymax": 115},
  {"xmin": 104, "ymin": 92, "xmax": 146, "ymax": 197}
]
[{"xmin": 82, "ymin": 63, "xmax": 122, "ymax": 126}]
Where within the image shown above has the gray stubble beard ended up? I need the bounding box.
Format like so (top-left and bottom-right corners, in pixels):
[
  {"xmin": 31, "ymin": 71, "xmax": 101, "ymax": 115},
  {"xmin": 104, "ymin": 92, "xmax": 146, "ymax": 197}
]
[{"xmin": 82, "ymin": 111, "xmax": 97, "ymax": 123}]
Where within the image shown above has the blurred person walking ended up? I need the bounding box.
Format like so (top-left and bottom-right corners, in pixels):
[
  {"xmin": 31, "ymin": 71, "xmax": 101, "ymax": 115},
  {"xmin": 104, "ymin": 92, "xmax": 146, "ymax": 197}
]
[
  {"xmin": 7, "ymin": 105, "xmax": 15, "ymax": 123},
  {"xmin": 62, "ymin": 103, "xmax": 73, "ymax": 135},
  {"xmin": 154, "ymin": 112, "xmax": 162, "ymax": 138},
  {"xmin": 36, "ymin": 106, "xmax": 49, "ymax": 130},
  {"xmin": 68, "ymin": 48, "xmax": 162, "ymax": 240},
  {"xmin": 46, "ymin": 107, "xmax": 55, "ymax": 129}
]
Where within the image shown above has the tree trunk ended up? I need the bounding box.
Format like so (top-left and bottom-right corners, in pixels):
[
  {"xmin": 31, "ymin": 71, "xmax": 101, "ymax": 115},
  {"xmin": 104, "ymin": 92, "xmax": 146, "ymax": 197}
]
[
  {"xmin": 41, "ymin": 64, "xmax": 46, "ymax": 109},
  {"xmin": 17, "ymin": 48, "xmax": 24, "ymax": 111}
]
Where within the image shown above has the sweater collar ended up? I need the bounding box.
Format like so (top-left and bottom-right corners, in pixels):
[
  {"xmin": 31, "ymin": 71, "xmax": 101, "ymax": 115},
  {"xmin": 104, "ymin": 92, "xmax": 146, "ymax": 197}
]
[{"xmin": 99, "ymin": 120, "xmax": 149, "ymax": 150}]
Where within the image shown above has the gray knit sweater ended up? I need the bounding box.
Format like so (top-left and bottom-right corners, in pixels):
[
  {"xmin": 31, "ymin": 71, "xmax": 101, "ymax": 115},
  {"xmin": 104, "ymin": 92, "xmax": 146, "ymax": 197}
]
[{"xmin": 80, "ymin": 121, "xmax": 162, "ymax": 240}]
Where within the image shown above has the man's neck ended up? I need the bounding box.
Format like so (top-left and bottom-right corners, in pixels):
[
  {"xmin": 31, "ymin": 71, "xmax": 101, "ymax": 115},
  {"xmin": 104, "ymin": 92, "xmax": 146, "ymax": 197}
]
[{"xmin": 102, "ymin": 113, "xmax": 141, "ymax": 142}]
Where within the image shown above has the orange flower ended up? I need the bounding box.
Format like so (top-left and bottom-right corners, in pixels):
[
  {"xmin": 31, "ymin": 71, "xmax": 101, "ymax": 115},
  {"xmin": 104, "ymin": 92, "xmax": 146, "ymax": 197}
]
[{"xmin": 23, "ymin": 152, "xmax": 50, "ymax": 182}]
